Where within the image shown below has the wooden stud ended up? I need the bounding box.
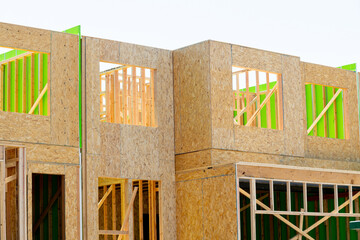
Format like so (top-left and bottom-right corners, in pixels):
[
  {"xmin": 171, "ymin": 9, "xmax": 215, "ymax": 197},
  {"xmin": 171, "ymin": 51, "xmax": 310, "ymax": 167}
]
[
  {"xmin": 39, "ymin": 54, "xmax": 43, "ymax": 115},
  {"xmin": 290, "ymin": 190, "xmax": 360, "ymax": 240},
  {"xmin": 245, "ymin": 71, "xmax": 250, "ymax": 124},
  {"xmin": 28, "ymin": 83, "xmax": 48, "ymax": 114},
  {"xmin": 299, "ymin": 209, "xmax": 304, "ymax": 240},
  {"xmin": 15, "ymin": 60, "xmax": 18, "ymax": 113},
  {"xmin": 333, "ymin": 88, "xmax": 338, "ymax": 138},
  {"xmin": 139, "ymin": 181, "xmax": 143, "ymax": 240},
  {"xmin": 0, "ymin": 146, "xmax": 6, "ymax": 240},
  {"xmin": 269, "ymin": 180, "xmax": 274, "ymax": 211},
  {"xmin": 240, "ymin": 187, "xmax": 314, "ymax": 240},
  {"xmin": 319, "ymin": 184, "xmax": 323, "ymax": 213},
  {"xmin": 246, "ymin": 83, "xmax": 278, "ymax": 127},
  {"xmin": 235, "ymin": 73, "xmax": 240, "ymax": 124},
  {"xmin": 276, "ymin": 74, "xmax": 283, "ymax": 130},
  {"xmin": 158, "ymin": 182, "xmax": 163, "ymax": 240},
  {"xmin": 250, "ymin": 179, "xmax": 256, "ymax": 239},
  {"xmin": 121, "ymin": 181, "xmax": 127, "ymax": 227},
  {"xmin": 7, "ymin": 62, "xmax": 11, "ymax": 111},
  {"xmin": 266, "ymin": 73, "xmax": 271, "ymax": 128},
  {"xmin": 303, "ymin": 183, "xmax": 308, "ymax": 212},
  {"xmin": 132, "ymin": 67, "xmax": 138, "ymax": 125},
  {"xmin": 22, "ymin": 57, "xmax": 26, "ymax": 113},
  {"xmin": 307, "ymin": 89, "xmax": 343, "ymax": 135},
  {"xmin": 0, "ymin": 65, "xmax": 3, "ymax": 111},
  {"xmin": 31, "ymin": 54, "xmax": 35, "ymax": 109},
  {"xmin": 47, "ymin": 54, "xmax": 50, "ymax": 116},
  {"xmin": 141, "ymin": 69, "xmax": 146, "ymax": 126},
  {"xmin": 311, "ymin": 84, "xmax": 317, "ymax": 136},
  {"xmin": 117, "ymin": 187, "xmax": 138, "ymax": 240},
  {"xmin": 114, "ymin": 71, "xmax": 120, "ymax": 123},
  {"xmin": 255, "ymin": 71, "xmax": 261, "ymax": 127},
  {"xmin": 150, "ymin": 69, "xmax": 155, "ymax": 126},
  {"xmin": 287, "ymin": 181, "xmax": 291, "ymax": 212},
  {"xmin": 322, "ymin": 86, "xmax": 327, "ymax": 137},
  {"xmin": 343, "ymin": 89, "xmax": 350, "ymax": 139},
  {"xmin": 105, "ymin": 74, "xmax": 111, "ymax": 122},
  {"xmin": 123, "ymin": 69, "xmax": 128, "ymax": 124},
  {"xmin": 349, "ymin": 186, "xmax": 353, "ymax": 214},
  {"xmin": 112, "ymin": 184, "xmax": 116, "ymax": 240},
  {"xmin": 18, "ymin": 148, "xmax": 26, "ymax": 240},
  {"xmin": 104, "ymin": 185, "xmax": 108, "ymax": 240}
]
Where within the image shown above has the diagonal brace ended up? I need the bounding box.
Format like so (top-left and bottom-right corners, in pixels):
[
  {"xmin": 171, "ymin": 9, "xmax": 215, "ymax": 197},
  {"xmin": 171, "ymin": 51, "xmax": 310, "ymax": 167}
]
[
  {"xmin": 246, "ymin": 83, "xmax": 278, "ymax": 127},
  {"xmin": 98, "ymin": 184, "xmax": 114, "ymax": 210},
  {"xmin": 307, "ymin": 88, "xmax": 343, "ymax": 135},
  {"xmin": 239, "ymin": 187, "xmax": 314, "ymax": 240},
  {"xmin": 291, "ymin": 190, "xmax": 360, "ymax": 240}
]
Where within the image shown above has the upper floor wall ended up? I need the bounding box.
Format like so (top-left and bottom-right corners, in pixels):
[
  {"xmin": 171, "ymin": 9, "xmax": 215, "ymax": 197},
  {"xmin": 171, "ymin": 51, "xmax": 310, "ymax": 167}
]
[
  {"xmin": 0, "ymin": 22, "xmax": 79, "ymax": 148},
  {"xmin": 82, "ymin": 36, "xmax": 174, "ymax": 178},
  {"xmin": 174, "ymin": 40, "xmax": 360, "ymax": 162}
]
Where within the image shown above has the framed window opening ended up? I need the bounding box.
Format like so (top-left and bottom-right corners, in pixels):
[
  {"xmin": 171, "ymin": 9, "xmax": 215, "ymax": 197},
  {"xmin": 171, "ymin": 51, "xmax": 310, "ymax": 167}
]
[
  {"xmin": 97, "ymin": 178, "xmax": 162, "ymax": 240},
  {"xmin": 0, "ymin": 47, "xmax": 50, "ymax": 116},
  {"xmin": 100, "ymin": 62, "xmax": 156, "ymax": 127},
  {"xmin": 232, "ymin": 66, "xmax": 283, "ymax": 130},
  {"xmin": 305, "ymin": 83, "xmax": 347, "ymax": 139}
]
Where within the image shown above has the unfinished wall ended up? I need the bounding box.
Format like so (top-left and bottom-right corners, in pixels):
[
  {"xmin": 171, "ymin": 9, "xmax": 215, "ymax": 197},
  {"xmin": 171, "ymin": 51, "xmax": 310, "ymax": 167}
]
[
  {"xmin": 174, "ymin": 40, "xmax": 360, "ymax": 171},
  {"xmin": 176, "ymin": 164, "xmax": 237, "ymax": 239},
  {"xmin": 82, "ymin": 36, "xmax": 175, "ymax": 240},
  {"xmin": 0, "ymin": 22, "xmax": 80, "ymax": 239}
]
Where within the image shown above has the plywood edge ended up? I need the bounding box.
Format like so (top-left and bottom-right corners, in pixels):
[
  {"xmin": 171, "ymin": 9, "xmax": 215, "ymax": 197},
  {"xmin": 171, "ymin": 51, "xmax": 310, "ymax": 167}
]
[{"xmin": 176, "ymin": 163, "xmax": 235, "ymax": 182}]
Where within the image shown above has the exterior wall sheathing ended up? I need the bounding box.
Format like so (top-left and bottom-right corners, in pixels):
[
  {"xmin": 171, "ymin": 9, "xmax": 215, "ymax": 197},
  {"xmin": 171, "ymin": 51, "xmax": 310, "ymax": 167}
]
[
  {"xmin": 174, "ymin": 40, "xmax": 360, "ymax": 239},
  {"xmin": 0, "ymin": 22, "xmax": 80, "ymax": 239}
]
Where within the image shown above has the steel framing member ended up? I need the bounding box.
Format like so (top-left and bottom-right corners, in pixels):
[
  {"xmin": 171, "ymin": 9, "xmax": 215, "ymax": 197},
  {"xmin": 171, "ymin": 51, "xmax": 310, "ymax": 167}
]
[
  {"xmin": 238, "ymin": 176, "xmax": 360, "ymax": 240},
  {"xmin": 0, "ymin": 145, "xmax": 27, "ymax": 240}
]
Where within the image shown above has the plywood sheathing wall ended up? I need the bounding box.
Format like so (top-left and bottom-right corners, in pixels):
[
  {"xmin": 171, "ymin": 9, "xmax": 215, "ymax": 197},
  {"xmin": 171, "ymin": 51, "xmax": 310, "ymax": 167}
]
[
  {"xmin": 83, "ymin": 37, "xmax": 175, "ymax": 240},
  {"xmin": 173, "ymin": 41, "xmax": 212, "ymax": 154},
  {"xmin": 0, "ymin": 22, "xmax": 80, "ymax": 239},
  {"xmin": 302, "ymin": 62, "xmax": 360, "ymax": 161},
  {"xmin": 176, "ymin": 164, "xmax": 237, "ymax": 240}
]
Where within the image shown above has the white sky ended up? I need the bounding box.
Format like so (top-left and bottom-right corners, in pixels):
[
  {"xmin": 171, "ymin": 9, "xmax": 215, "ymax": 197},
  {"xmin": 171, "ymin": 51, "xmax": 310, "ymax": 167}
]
[{"xmin": 0, "ymin": 0, "xmax": 359, "ymax": 68}]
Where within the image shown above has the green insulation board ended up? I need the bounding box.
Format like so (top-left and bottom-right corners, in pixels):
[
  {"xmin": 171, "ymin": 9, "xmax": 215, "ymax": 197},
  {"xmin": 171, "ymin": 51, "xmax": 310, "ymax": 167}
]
[{"xmin": 233, "ymin": 81, "xmax": 278, "ymax": 129}]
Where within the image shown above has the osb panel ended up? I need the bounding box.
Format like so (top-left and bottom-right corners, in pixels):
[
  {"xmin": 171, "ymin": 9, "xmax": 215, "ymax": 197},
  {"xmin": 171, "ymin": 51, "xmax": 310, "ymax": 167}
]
[
  {"xmin": 175, "ymin": 149, "xmax": 212, "ymax": 171},
  {"xmin": 203, "ymin": 175, "xmax": 237, "ymax": 240},
  {"xmin": 99, "ymin": 38, "xmax": 120, "ymax": 63},
  {"xmin": 84, "ymin": 37, "xmax": 175, "ymax": 240},
  {"xmin": 282, "ymin": 55, "xmax": 305, "ymax": 156},
  {"xmin": 176, "ymin": 164, "xmax": 235, "ymax": 182},
  {"xmin": 159, "ymin": 159, "xmax": 177, "ymax": 240},
  {"xmin": 173, "ymin": 41, "xmax": 212, "ymax": 154},
  {"xmin": 176, "ymin": 179, "xmax": 203, "ymax": 239},
  {"xmin": 0, "ymin": 112, "xmax": 50, "ymax": 143},
  {"xmin": 176, "ymin": 169, "xmax": 237, "ymax": 240},
  {"xmin": 26, "ymin": 144, "xmax": 78, "ymax": 164},
  {"xmin": 237, "ymin": 163, "xmax": 360, "ymax": 185},
  {"xmin": 232, "ymin": 44, "xmax": 283, "ymax": 73},
  {"xmin": 50, "ymin": 32, "xmax": 79, "ymax": 147},
  {"xmin": 119, "ymin": 42, "xmax": 159, "ymax": 69},
  {"xmin": 84, "ymin": 37, "xmax": 101, "ymax": 155},
  {"xmin": 209, "ymin": 41, "xmax": 234, "ymax": 149},
  {"xmin": 210, "ymin": 43, "xmax": 304, "ymax": 158},
  {"xmin": 0, "ymin": 22, "xmax": 51, "ymax": 53},
  {"xmin": 303, "ymin": 62, "xmax": 360, "ymax": 160},
  {"xmin": 65, "ymin": 166, "xmax": 81, "ymax": 239},
  {"xmin": 210, "ymin": 149, "xmax": 360, "ymax": 172}
]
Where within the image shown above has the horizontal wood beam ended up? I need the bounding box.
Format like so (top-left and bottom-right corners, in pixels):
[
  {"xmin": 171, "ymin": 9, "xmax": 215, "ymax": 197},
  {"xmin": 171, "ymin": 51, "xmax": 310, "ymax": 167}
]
[{"xmin": 98, "ymin": 230, "xmax": 129, "ymax": 235}]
